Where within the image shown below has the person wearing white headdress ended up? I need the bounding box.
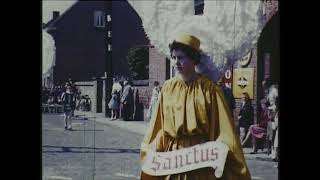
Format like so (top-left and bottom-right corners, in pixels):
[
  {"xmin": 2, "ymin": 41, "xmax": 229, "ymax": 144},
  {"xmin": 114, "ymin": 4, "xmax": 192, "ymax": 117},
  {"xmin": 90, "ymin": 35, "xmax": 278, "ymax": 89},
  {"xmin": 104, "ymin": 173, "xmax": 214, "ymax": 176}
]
[{"xmin": 140, "ymin": 33, "xmax": 250, "ymax": 180}]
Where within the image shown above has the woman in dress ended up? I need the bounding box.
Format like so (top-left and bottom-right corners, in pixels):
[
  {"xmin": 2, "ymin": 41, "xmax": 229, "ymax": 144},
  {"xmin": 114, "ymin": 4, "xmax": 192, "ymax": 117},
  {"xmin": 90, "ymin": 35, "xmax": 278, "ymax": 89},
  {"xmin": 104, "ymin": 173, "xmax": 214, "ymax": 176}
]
[
  {"xmin": 140, "ymin": 33, "xmax": 250, "ymax": 180},
  {"xmin": 108, "ymin": 89, "xmax": 120, "ymax": 120},
  {"xmin": 146, "ymin": 81, "xmax": 161, "ymax": 122},
  {"xmin": 241, "ymin": 99, "xmax": 270, "ymax": 153}
]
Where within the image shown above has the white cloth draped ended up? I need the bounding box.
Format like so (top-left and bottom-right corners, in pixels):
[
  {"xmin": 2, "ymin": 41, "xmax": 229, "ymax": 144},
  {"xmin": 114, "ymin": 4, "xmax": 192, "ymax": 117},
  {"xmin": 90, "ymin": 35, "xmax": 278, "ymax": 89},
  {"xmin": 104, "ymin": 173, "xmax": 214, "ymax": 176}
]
[
  {"xmin": 42, "ymin": 30, "xmax": 56, "ymax": 76},
  {"xmin": 127, "ymin": 0, "xmax": 263, "ymax": 81}
]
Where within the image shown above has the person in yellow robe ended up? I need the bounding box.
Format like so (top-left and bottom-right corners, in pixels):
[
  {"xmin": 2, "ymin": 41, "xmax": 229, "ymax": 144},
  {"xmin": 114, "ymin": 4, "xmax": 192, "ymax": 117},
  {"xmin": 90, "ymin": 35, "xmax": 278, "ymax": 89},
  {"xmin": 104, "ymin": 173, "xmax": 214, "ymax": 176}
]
[{"xmin": 140, "ymin": 33, "xmax": 251, "ymax": 180}]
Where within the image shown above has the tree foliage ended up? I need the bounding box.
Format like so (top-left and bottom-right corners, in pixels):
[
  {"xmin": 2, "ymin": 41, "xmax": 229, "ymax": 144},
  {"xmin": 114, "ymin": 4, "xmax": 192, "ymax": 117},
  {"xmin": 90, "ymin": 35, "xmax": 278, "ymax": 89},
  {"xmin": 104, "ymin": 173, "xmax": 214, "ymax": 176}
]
[{"xmin": 127, "ymin": 47, "xmax": 149, "ymax": 80}]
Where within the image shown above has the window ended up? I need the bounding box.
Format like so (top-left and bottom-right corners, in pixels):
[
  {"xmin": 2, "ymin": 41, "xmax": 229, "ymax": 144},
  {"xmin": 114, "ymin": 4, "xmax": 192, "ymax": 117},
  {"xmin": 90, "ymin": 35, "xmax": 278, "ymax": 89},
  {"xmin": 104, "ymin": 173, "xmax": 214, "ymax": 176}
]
[
  {"xmin": 94, "ymin": 10, "xmax": 105, "ymax": 28},
  {"xmin": 107, "ymin": 14, "xmax": 111, "ymax": 22},
  {"xmin": 108, "ymin": 44, "xmax": 112, "ymax": 51},
  {"xmin": 194, "ymin": 0, "xmax": 204, "ymax": 15},
  {"xmin": 108, "ymin": 31, "xmax": 111, "ymax": 38}
]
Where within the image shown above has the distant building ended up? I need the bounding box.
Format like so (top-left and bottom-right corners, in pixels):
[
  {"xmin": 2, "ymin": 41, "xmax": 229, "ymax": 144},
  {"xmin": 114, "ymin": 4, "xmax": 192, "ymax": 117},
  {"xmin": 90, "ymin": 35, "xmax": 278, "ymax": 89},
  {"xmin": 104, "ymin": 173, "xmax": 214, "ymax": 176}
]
[{"xmin": 43, "ymin": 0, "xmax": 149, "ymax": 85}]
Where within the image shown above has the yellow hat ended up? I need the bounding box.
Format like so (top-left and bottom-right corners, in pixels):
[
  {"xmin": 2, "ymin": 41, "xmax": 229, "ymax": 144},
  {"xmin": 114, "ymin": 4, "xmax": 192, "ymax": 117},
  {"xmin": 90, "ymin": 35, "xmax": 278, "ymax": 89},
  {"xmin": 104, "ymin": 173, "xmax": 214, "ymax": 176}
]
[{"xmin": 174, "ymin": 33, "xmax": 200, "ymax": 51}]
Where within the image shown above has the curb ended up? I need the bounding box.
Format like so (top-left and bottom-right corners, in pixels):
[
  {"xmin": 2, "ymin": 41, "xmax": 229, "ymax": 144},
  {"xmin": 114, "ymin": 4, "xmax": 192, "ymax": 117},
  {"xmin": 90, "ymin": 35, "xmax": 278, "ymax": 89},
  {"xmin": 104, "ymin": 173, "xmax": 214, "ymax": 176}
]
[
  {"xmin": 244, "ymin": 155, "xmax": 276, "ymax": 162},
  {"xmin": 74, "ymin": 111, "xmax": 148, "ymax": 135},
  {"xmin": 242, "ymin": 148, "xmax": 277, "ymax": 162},
  {"xmin": 75, "ymin": 111, "xmax": 277, "ymax": 162}
]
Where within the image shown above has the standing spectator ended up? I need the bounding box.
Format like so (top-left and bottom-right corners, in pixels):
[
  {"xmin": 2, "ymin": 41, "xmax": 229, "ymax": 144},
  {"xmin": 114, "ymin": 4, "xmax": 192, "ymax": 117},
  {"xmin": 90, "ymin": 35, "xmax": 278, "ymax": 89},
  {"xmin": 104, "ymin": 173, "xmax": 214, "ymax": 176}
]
[
  {"xmin": 262, "ymin": 78, "xmax": 279, "ymax": 109},
  {"xmin": 270, "ymin": 98, "xmax": 279, "ymax": 161},
  {"xmin": 262, "ymin": 78, "xmax": 271, "ymax": 96},
  {"xmin": 241, "ymin": 99, "xmax": 271, "ymax": 153},
  {"xmin": 85, "ymin": 95, "xmax": 91, "ymax": 111},
  {"xmin": 48, "ymin": 86, "xmax": 56, "ymax": 104},
  {"xmin": 267, "ymin": 83, "xmax": 279, "ymax": 111},
  {"xmin": 108, "ymin": 89, "xmax": 120, "ymax": 120},
  {"xmin": 112, "ymin": 77, "xmax": 123, "ymax": 92},
  {"xmin": 121, "ymin": 81, "xmax": 134, "ymax": 121},
  {"xmin": 74, "ymin": 89, "xmax": 81, "ymax": 110},
  {"xmin": 266, "ymin": 108, "xmax": 274, "ymax": 155},
  {"xmin": 64, "ymin": 81, "xmax": 70, "ymax": 90},
  {"xmin": 42, "ymin": 87, "xmax": 49, "ymax": 104},
  {"xmin": 61, "ymin": 85, "xmax": 76, "ymax": 130},
  {"xmin": 67, "ymin": 78, "xmax": 73, "ymax": 87},
  {"xmin": 79, "ymin": 96, "xmax": 86, "ymax": 111},
  {"xmin": 118, "ymin": 79, "xmax": 125, "ymax": 118},
  {"xmin": 47, "ymin": 96, "xmax": 53, "ymax": 104},
  {"xmin": 238, "ymin": 92, "xmax": 254, "ymax": 143},
  {"xmin": 133, "ymin": 87, "xmax": 143, "ymax": 121},
  {"xmin": 263, "ymin": 79, "xmax": 279, "ymax": 156},
  {"xmin": 53, "ymin": 86, "xmax": 60, "ymax": 104},
  {"xmin": 45, "ymin": 87, "xmax": 50, "ymax": 103},
  {"xmin": 146, "ymin": 81, "xmax": 161, "ymax": 122},
  {"xmin": 112, "ymin": 77, "xmax": 122, "ymax": 118}
]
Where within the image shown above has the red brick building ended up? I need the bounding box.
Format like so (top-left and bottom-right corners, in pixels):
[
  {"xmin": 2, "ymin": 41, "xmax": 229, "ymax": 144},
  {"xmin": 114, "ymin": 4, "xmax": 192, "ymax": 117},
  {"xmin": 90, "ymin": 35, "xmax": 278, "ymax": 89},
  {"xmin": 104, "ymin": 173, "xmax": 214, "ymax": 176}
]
[{"xmin": 132, "ymin": 46, "xmax": 170, "ymax": 110}]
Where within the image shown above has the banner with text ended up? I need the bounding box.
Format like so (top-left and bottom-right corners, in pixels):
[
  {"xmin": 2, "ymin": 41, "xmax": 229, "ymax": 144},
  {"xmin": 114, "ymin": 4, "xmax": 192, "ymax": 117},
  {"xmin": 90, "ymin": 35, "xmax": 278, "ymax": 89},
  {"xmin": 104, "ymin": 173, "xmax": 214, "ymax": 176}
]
[{"xmin": 141, "ymin": 141, "xmax": 229, "ymax": 178}]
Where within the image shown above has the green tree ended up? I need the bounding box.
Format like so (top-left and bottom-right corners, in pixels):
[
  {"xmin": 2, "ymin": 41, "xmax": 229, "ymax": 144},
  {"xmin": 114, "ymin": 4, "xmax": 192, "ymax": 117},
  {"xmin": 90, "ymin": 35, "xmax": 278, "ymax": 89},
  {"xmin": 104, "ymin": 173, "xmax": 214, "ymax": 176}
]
[{"xmin": 127, "ymin": 47, "xmax": 149, "ymax": 80}]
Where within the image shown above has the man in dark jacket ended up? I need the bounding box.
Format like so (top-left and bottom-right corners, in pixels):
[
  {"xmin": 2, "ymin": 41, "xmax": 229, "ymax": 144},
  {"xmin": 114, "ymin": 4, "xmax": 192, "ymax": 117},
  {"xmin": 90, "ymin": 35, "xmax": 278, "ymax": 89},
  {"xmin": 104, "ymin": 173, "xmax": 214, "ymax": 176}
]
[{"xmin": 121, "ymin": 81, "xmax": 134, "ymax": 121}]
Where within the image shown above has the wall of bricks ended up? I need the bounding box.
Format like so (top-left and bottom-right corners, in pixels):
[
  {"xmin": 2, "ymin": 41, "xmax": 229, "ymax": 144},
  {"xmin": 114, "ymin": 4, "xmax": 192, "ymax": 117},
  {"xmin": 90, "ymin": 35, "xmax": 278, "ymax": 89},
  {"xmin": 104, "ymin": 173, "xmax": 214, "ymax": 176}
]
[
  {"xmin": 149, "ymin": 46, "xmax": 167, "ymax": 88},
  {"xmin": 132, "ymin": 86, "xmax": 151, "ymax": 109},
  {"xmin": 132, "ymin": 46, "xmax": 168, "ymax": 110}
]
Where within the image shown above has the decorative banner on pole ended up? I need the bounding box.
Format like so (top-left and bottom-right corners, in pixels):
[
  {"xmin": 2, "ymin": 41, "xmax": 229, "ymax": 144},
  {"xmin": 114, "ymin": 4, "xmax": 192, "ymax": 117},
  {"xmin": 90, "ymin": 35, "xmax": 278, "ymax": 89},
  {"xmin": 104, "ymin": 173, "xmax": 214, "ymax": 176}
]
[
  {"xmin": 141, "ymin": 141, "xmax": 229, "ymax": 178},
  {"xmin": 232, "ymin": 68, "xmax": 255, "ymax": 99},
  {"xmin": 239, "ymin": 49, "xmax": 252, "ymax": 67},
  {"xmin": 224, "ymin": 69, "xmax": 232, "ymax": 88}
]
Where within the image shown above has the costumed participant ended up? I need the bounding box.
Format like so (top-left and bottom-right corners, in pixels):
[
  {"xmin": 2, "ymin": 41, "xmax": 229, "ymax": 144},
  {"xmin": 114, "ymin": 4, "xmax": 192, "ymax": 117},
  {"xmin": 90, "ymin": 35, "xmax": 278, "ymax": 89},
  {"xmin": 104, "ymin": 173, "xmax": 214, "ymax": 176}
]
[{"xmin": 140, "ymin": 33, "xmax": 251, "ymax": 180}]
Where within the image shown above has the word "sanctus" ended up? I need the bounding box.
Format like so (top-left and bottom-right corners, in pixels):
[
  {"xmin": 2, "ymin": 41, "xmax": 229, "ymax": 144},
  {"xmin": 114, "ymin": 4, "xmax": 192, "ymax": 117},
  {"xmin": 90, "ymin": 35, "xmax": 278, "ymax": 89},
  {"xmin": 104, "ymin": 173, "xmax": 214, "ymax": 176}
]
[{"xmin": 142, "ymin": 141, "xmax": 229, "ymax": 178}]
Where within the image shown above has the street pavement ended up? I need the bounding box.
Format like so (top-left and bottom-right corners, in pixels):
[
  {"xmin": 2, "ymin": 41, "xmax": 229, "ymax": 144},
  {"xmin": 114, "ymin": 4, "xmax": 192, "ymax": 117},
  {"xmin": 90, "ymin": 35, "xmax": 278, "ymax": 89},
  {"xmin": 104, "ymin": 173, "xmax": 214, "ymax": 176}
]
[{"xmin": 42, "ymin": 111, "xmax": 278, "ymax": 180}]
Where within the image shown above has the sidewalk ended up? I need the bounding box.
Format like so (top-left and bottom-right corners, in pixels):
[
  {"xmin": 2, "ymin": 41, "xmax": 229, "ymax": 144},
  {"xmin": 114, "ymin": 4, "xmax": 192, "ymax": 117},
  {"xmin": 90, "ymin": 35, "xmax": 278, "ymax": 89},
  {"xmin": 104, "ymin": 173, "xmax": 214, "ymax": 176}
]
[
  {"xmin": 242, "ymin": 148, "xmax": 275, "ymax": 162},
  {"xmin": 74, "ymin": 110, "xmax": 276, "ymax": 162},
  {"xmin": 74, "ymin": 110, "xmax": 148, "ymax": 135}
]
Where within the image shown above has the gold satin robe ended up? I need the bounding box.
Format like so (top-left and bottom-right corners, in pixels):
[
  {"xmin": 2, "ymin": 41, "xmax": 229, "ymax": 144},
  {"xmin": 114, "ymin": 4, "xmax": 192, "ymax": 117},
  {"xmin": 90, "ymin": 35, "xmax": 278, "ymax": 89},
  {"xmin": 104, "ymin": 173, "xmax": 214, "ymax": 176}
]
[{"xmin": 140, "ymin": 74, "xmax": 251, "ymax": 180}]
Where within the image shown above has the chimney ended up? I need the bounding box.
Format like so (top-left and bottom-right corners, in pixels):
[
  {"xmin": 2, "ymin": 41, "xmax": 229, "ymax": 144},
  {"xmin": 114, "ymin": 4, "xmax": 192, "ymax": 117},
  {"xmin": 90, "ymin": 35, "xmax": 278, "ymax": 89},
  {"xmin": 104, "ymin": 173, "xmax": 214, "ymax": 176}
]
[{"xmin": 52, "ymin": 11, "xmax": 60, "ymax": 20}]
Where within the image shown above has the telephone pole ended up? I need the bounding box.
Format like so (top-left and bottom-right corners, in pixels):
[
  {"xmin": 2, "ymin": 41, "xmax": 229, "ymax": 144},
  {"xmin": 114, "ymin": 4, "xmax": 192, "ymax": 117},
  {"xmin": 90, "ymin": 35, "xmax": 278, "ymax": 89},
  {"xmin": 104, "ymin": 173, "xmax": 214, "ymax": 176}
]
[{"xmin": 105, "ymin": 1, "xmax": 112, "ymax": 117}]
